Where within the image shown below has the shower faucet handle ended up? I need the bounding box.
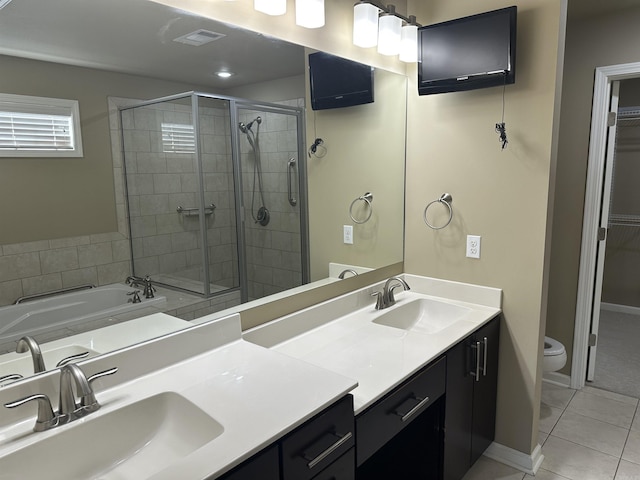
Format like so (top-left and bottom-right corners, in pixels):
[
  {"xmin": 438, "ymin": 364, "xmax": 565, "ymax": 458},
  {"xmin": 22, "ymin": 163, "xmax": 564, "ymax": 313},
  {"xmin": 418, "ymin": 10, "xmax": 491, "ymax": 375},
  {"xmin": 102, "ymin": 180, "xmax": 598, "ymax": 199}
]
[{"xmin": 127, "ymin": 290, "xmax": 141, "ymax": 303}]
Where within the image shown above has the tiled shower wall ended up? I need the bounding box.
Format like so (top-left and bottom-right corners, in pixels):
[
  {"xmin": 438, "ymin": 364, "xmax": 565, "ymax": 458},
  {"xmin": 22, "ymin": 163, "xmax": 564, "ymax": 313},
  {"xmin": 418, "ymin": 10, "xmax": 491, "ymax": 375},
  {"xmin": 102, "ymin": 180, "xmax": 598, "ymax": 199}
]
[
  {"xmin": 239, "ymin": 100, "xmax": 304, "ymax": 300},
  {"xmin": 121, "ymin": 98, "xmax": 239, "ymax": 292}
]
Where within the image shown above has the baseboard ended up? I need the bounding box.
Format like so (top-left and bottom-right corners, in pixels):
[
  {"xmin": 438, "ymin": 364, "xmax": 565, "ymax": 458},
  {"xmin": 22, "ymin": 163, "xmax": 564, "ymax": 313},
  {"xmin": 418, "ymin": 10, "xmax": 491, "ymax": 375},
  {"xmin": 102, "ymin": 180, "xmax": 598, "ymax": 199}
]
[
  {"xmin": 484, "ymin": 442, "xmax": 544, "ymax": 475},
  {"xmin": 543, "ymin": 371, "xmax": 571, "ymax": 387},
  {"xmin": 601, "ymin": 302, "xmax": 640, "ymax": 316}
]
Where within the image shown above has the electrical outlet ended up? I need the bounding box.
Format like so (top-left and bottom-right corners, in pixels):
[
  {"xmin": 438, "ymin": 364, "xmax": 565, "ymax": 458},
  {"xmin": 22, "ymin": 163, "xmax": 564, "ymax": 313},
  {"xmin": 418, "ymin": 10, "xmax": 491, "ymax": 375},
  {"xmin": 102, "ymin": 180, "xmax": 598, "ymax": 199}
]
[
  {"xmin": 343, "ymin": 225, "xmax": 354, "ymax": 244},
  {"xmin": 466, "ymin": 235, "xmax": 481, "ymax": 259}
]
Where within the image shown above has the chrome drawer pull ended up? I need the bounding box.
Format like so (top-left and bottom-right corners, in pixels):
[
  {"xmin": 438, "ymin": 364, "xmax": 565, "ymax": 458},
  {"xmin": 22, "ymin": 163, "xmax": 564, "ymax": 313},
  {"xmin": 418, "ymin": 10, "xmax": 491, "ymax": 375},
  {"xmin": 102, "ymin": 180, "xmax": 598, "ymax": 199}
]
[
  {"xmin": 482, "ymin": 336, "xmax": 488, "ymax": 376},
  {"xmin": 396, "ymin": 395, "xmax": 431, "ymax": 422},
  {"xmin": 304, "ymin": 431, "xmax": 353, "ymax": 469},
  {"xmin": 470, "ymin": 341, "xmax": 481, "ymax": 382}
]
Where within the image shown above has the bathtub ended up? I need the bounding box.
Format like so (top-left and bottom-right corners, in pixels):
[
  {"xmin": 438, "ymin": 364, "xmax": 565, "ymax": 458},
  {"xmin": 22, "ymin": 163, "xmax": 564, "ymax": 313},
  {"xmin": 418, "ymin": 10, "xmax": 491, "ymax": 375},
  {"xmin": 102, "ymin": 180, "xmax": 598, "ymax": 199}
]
[{"xmin": 0, "ymin": 284, "xmax": 166, "ymax": 344}]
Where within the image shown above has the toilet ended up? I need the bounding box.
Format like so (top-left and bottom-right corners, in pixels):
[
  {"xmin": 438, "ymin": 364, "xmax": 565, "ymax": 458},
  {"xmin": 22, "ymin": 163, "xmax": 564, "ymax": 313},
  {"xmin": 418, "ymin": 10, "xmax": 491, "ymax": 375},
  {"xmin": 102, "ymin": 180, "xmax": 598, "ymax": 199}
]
[{"xmin": 543, "ymin": 336, "xmax": 567, "ymax": 372}]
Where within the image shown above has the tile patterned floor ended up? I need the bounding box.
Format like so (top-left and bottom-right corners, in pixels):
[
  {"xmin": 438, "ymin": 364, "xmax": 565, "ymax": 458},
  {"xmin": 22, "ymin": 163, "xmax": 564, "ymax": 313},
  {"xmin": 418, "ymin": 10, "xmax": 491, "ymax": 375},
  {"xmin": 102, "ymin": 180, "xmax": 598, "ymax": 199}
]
[{"xmin": 462, "ymin": 383, "xmax": 640, "ymax": 480}]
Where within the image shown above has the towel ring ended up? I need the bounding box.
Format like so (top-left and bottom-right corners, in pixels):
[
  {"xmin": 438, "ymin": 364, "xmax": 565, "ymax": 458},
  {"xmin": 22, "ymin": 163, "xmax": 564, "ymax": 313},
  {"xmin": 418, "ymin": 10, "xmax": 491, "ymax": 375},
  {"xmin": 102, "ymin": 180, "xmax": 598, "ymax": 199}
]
[
  {"xmin": 349, "ymin": 192, "xmax": 374, "ymax": 224},
  {"xmin": 423, "ymin": 193, "xmax": 453, "ymax": 230}
]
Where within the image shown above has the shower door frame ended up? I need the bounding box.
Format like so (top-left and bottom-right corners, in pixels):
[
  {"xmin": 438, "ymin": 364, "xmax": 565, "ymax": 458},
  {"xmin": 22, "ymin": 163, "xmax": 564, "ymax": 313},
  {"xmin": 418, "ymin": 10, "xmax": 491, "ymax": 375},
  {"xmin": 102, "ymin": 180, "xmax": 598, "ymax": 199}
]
[
  {"xmin": 228, "ymin": 97, "xmax": 310, "ymax": 303},
  {"xmin": 120, "ymin": 91, "xmax": 310, "ymax": 301}
]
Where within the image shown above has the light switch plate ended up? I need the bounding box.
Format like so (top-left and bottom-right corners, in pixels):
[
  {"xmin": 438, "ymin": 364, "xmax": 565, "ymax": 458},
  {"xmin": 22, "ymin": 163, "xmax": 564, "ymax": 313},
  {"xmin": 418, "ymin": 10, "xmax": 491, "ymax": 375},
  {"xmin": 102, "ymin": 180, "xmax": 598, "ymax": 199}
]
[{"xmin": 344, "ymin": 225, "xmax": 354, "ymax": 244}]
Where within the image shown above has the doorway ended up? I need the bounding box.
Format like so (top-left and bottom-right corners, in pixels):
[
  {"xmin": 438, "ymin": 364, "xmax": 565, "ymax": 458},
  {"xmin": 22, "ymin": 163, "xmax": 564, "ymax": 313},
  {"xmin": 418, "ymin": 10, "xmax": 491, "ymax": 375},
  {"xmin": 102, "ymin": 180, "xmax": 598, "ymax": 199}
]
[{"xmin": 574, "ymin": 62, "xmax": 640, "ymax": 395}]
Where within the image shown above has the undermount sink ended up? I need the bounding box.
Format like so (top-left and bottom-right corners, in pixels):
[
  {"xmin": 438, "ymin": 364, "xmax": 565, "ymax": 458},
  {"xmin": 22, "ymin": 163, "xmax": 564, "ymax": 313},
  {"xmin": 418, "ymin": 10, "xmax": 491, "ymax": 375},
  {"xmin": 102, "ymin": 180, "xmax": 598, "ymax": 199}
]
[
  {"xmin": 0, "ymin": 345, "xmax": 101, "ymax": 378},
  {"xmin": 0, "ymin": 392, "xmax": 224, "ymax": 479},
  {"xmin": 372, "ymin": 297, "xmax": 471, "ymax": 334}
]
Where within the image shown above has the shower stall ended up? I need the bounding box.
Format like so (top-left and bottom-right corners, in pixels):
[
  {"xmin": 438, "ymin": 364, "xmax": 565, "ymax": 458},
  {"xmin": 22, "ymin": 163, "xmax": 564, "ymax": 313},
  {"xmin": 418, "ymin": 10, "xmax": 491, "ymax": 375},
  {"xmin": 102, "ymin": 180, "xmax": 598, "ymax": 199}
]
[{"xmin": 119, "ymin": 92, "xmax": 309, "ymax": 304}]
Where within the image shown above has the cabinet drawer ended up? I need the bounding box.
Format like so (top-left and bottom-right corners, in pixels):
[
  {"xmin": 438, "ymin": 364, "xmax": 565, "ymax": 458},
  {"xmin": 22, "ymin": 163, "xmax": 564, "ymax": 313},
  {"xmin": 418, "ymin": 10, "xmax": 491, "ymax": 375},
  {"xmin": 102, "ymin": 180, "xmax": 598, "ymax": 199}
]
[
  {"xmin": 282, "ymin": 395, "xmax": 355, "ymax": 480},
  {"xmin": 311, "ymin": 448, "xmax": 355, "ymax": 480},
  {"xmin": 356, "ymin": 356, "xmax": 446, "ymax": 465}
]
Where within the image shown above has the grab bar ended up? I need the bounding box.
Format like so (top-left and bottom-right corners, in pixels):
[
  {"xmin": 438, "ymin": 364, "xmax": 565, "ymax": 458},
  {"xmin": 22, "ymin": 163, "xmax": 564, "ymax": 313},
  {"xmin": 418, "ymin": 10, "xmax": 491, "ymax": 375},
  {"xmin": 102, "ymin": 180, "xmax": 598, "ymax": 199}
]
[
  {"xmin": 14, "ymin": 284, "xmax": 96, "ymax": 305},
  {"xmin": 176, "ymin": 203, "xmax": 216, "ymax": 216},
  {"xmin": 287, "ymin": 158, "xmax": 297, "ymax": 207}
]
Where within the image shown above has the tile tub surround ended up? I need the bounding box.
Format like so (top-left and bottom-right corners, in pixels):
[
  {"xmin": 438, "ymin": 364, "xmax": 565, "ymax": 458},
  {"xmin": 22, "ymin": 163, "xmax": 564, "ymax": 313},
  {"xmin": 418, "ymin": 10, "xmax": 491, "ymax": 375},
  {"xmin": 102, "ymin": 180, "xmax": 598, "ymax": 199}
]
[
  {"xmin": 243, "ymin": 273, "xmax": 502, "ymax": 414},
  {"xmin": 0, "ymin": 314, "xmax": 357, "ymax": 480},
  {"xmin": 463, "ymin": 383, "xmax": 640, "ymax": 480}
]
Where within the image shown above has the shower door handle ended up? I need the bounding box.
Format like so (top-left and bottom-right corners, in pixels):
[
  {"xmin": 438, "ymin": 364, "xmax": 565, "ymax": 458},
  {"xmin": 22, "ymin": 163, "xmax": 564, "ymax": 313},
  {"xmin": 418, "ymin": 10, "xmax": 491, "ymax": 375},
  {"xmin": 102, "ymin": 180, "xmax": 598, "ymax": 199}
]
[{"xmin": 288, "ymin": 158, "xmax": 297, "ymax": 207}]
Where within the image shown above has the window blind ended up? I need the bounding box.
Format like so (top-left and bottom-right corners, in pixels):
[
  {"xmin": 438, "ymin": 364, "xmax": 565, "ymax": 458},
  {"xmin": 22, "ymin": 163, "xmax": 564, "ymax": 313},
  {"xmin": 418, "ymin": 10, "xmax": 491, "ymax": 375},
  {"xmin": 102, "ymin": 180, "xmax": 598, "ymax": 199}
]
[
  {"xmin": 162, "ymin": 122, "xmax": 196, "ymax": 154},
  {"xmin": 0, "ymin": 93, "xmax": 83, "ymax": 157},
  {"xmin": 0, "ymin": 111, "xmax": 74, "ymax": 151}
]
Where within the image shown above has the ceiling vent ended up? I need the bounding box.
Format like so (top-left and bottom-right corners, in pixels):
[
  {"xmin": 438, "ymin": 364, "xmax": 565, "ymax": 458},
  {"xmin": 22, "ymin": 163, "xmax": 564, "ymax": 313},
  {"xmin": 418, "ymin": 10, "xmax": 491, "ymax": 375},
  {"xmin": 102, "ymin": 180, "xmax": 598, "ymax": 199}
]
[
  {"xmin": 0, "ymin": 0, "xmax": 13, "ymax": 10},
  {"xmin": 173, "ymin": 30, "xmax": 226, "ymax": 47}
]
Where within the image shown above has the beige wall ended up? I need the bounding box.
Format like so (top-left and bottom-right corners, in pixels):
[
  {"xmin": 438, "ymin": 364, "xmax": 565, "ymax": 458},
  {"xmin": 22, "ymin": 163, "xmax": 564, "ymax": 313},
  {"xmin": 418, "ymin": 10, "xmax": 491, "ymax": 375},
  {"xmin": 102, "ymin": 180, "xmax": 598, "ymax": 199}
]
[
  {"xmin": 156, "ymin": 0, "xmax": 567, "ymax": 458},
  {"xmin": 548, "ymin": 6, "xmax": 640, "ymax": 375},
  {"xmin": 405, "ymin": 0, "xmax": 565, "ymax": 455},
  {"xmin": 0, "ymin": 54, "xmax": 215, "ymax": 244},
  {"xmin": 305, "ymin": 64, "xmax": 406, "ymax": 280}
]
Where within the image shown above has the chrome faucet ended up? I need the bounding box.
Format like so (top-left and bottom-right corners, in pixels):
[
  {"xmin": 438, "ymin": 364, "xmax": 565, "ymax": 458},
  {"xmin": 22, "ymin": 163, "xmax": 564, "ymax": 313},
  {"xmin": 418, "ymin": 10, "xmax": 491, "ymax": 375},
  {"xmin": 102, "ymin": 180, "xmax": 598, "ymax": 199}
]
[
  {"xmin": 338, "ymin": 269, "xmax": 358, "ymax": 279},
  {"xmin": 126, "ymin": 274, "xmax": 155, "ymax": 299},
  {"xmin": 371, "ymin": 277, "xmax": 411, "ymax": 310},
  {"xmin": 16, "ymin": 336, "xmax": 46, "ymax": 373},
  {"xmin": 58, "ymin": 363, "xmax": 93, "ymax": 419},
  {"xmin": 4, "ymin": 364, "xmax": 117, "ymax": 432}
]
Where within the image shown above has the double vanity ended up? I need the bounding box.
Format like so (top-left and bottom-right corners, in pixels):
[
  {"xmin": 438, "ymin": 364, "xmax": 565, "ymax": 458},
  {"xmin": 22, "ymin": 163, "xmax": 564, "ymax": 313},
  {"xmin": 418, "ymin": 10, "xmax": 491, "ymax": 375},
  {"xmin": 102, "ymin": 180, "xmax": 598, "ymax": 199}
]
[{"xmin": 0, "ymin": 274, "xmax": 501, "ymax": 480}]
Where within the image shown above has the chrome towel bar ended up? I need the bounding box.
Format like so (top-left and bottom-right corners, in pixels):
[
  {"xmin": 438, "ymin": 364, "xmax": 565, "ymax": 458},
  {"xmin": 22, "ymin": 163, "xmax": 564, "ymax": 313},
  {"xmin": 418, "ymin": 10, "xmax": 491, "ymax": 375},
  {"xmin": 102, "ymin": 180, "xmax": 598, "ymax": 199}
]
[{"xmin": 176, "ymin": 203, "xmax": 216, "ymax": 216}]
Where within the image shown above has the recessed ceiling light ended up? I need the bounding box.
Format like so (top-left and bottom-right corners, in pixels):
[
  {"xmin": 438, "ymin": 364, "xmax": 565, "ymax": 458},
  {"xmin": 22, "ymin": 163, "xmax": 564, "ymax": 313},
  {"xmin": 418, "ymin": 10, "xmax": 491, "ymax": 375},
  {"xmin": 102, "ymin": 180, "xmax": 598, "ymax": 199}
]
[
  {"xmin": 216, "ymin": 72, "xmax": 234, "ymax": 78},
  {"xmin": 173, "ymin": 30, "xmax": 226, "ymax": 47}
]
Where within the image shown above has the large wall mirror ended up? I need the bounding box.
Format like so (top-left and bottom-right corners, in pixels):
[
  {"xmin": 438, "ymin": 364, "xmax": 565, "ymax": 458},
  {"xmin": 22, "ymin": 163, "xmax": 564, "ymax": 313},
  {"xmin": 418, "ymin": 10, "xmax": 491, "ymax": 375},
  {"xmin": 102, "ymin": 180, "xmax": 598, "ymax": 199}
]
[{"xmin": 0, "ymin": 0, "xmax": 406, "ymax": 379}]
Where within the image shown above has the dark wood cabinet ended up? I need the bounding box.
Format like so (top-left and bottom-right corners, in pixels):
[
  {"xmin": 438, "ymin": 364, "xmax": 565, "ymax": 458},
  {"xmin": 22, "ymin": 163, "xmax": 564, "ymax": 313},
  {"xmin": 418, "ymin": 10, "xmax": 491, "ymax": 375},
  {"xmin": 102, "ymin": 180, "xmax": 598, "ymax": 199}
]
[
  {"xmin": 443, "ymin": 315, "xmax": 500, "ymax": 480},
  {"xmin": 282, "ymin": 395, "xmax": 355, "ymax": 480},
  {"xmin": 356, "ymin": 356, "xmax": 446, "ymax": 479},
  {"xmin": 216, "ymin": 444, "xmax": 279, "ymax": 480},
  {"xmin": 217, "ymin": 395, "xmax": 354, "ymax": 480}
]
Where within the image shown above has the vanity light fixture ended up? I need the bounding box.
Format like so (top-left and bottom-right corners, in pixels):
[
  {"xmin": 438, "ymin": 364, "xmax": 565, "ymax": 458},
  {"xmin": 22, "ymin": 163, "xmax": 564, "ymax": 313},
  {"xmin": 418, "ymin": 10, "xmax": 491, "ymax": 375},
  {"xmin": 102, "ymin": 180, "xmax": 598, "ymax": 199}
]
[
  {"xmin": 296, "ymin": 0, "xmax": 325, "ymax": 29},
  {"xmin": 377, "ymin": 6, "xmax": 402, "ymax": 56},
  {"xmin": 254, "ymin": 0, "xmax": 286, "ymax": 16},
  {"xmin": 352, "ymin": 2, "xmax": 422, "ymax": 62}
]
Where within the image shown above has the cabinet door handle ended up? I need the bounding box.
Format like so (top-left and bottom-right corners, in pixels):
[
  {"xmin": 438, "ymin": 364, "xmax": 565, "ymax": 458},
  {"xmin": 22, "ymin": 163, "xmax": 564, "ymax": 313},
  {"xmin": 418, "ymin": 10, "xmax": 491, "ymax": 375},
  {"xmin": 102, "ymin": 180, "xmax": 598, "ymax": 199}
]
[
  {"xmin": 470, "ymin": 340, "xmax": 481, "ymax": 382},
  {"xmin": 394, "ymin": 395, "xmax": 431, "ymax": 422},
  {"xmin": 304, "ymin": 431, "xmax": 353, "ymax": 470},
  {"xmin": 482, "ymin": 336, "xmax": 488, "ymax": 376}
]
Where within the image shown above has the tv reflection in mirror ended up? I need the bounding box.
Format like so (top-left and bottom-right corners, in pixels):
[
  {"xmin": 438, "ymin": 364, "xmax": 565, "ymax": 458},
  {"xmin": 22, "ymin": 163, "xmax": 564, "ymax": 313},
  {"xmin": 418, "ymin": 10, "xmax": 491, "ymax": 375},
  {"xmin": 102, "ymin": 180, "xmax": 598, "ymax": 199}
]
[
  {"xmin": 418, "ymin": 6, "xmax": 517, "ymax": 95},
  {"xmin": 309, "ymin": 52, "xmax": 374, "ymax": 110}
]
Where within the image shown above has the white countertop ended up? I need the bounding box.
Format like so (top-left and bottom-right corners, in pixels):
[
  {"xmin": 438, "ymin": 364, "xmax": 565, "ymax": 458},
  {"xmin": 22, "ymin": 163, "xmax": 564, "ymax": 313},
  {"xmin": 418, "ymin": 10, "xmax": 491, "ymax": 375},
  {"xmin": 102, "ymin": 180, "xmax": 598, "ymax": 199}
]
[
  {"xmin": 0, "ymin": 274, "xmax": 501, "ymax": 479},
  {"xmin": 0, "ymin": 314, "xmax": 357, "ymax": 480},
  {"xmin": 245, "ymin": 274, "xmax": 502, "ymax": 414}
]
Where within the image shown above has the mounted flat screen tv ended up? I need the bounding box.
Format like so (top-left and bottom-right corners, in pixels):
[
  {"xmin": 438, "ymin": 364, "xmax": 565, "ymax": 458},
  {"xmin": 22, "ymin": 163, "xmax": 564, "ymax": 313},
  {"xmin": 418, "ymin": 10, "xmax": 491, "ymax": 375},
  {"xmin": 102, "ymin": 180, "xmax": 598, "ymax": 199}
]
[
  {"xmin": 309, "ymin": 52, "xmax": 374, "ymax": 110},
  {"xmin": 418, "ymin": 6, "xmax": 517, "ymax": 95}
]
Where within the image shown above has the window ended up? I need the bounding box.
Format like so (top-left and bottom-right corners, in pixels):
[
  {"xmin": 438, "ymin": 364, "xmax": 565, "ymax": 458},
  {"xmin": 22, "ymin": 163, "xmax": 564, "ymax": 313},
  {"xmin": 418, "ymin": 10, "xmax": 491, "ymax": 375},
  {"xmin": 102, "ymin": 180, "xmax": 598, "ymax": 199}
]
[
  {"xmin": 0, "ymin": 94, "xmax": 83, "ymax": 157},
  {"xmin": 161, "ymin": 122, "xmax": 196, "ymax": 154}
]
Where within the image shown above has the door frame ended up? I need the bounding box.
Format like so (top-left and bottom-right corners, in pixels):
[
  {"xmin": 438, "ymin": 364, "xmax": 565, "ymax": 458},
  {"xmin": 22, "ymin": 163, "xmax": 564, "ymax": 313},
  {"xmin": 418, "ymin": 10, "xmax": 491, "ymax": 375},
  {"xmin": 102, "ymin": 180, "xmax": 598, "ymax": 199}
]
[{"xmin": 572, "ymin": 61, "xmax": 640, "ymax": 390}]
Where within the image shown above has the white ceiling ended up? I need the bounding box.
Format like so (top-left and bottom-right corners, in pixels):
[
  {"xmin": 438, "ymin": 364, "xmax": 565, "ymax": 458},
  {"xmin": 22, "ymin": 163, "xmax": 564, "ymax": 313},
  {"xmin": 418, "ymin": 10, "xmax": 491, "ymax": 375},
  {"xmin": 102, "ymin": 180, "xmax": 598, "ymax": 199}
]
[{"xmin": 0, "ymin": 0, "xmax": 305, "ymax": 89}]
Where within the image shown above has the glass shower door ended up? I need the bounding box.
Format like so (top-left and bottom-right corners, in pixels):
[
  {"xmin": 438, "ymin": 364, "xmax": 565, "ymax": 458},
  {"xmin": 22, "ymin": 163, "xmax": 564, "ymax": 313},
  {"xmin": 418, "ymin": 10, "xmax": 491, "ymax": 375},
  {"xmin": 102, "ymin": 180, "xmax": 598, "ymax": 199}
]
[
  {"xmin": 235, "ymin": 103, "xmax": 307, "ymax": 301},
  {"xmin": 122, "ymin": 94, "xmax": 210, "ymax": 296}
]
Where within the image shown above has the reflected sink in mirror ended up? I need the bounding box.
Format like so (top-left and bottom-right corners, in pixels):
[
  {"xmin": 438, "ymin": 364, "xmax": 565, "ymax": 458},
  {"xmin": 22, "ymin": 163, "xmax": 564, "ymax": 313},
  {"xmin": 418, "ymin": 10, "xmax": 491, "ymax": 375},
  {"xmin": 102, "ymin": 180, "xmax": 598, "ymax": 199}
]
[
  {"xmin": 373, "ymin": 297, "xmax": 472, "ymax": 335},
  {"xmin": 0, "ymin": 392, "xmax": 224, "ymax": 479},
  {"xmin": 0, "ymin": 345, "xmax": 100, "ymax": 379}
]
